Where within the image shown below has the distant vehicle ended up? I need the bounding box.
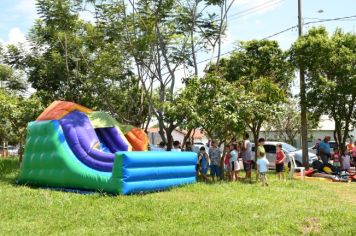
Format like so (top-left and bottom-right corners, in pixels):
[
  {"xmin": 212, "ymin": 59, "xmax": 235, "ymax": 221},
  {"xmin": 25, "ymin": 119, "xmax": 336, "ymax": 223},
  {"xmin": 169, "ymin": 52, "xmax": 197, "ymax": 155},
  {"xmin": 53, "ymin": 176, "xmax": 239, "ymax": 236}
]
[
  {"xmin": 251, "ymin": 141, "xmax": 318, "ymax": 169},
  {"xmin": 193, "ymin": 142, "xmax": 209, "ymax": 153},
  {"xmin": 0, "ymin": 145, "xmax": 19, "ymax": 157},
  {"xmin": 8, "ymin": 146, "xmax": 19, "ymax": 156}
]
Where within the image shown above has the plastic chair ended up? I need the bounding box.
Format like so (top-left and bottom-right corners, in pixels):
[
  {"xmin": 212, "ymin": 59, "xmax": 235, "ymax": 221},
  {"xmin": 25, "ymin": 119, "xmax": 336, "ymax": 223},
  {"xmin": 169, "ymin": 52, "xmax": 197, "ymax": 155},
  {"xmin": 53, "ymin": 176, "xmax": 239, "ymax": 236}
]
[{"xmin": 288, "ymin": 153, "xmax": 305, "ymax": 180}]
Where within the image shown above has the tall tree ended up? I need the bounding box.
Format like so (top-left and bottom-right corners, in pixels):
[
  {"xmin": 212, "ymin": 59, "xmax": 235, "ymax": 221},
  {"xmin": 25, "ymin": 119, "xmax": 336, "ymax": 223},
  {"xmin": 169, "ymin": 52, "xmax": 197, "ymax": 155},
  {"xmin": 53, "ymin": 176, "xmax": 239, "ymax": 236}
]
[
  {"xmin": 290, "ymin": 27, "xmax": 356, "ymax": 151},
  {"xmin": 218, "ymin": 40, "xmax": 293, "ymax": 155},
  {"xmin": 6, "ymin": 0, "xmax": 149, "ymax": 127},
  {"xmin": 93, "ymin": 0, "xmax": 234, "ymax": 149}
]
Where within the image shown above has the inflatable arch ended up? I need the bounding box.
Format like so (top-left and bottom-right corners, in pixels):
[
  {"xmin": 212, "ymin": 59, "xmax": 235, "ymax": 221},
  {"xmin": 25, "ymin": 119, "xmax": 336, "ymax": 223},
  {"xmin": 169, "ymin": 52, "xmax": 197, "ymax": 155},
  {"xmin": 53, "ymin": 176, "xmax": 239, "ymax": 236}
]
[{"xmin": 18, "ymin": 101, "xmax": 196, "ymax": 194}]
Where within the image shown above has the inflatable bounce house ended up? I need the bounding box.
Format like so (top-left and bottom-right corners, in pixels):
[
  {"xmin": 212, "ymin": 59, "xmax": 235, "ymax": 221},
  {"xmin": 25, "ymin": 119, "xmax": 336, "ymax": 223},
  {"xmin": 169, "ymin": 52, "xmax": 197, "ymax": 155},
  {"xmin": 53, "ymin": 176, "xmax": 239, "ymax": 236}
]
[{"xmin": 18, "ymin": 101, "xmax": 196, "ymax": 194}]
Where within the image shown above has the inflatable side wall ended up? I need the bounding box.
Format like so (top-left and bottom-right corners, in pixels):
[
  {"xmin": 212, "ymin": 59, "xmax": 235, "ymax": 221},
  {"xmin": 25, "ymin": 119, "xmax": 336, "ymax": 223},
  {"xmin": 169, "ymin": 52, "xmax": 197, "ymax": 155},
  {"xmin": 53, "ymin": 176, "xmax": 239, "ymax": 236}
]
[{"xmin": 117, "ymin": 152, "xmax": 196, "ymax": 194}]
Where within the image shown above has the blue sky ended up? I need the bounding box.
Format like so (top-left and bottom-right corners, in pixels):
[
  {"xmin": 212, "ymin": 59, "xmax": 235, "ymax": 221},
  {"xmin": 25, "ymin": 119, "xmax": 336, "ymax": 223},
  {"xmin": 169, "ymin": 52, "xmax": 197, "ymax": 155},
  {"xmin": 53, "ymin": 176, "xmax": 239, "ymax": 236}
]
[
  {"xmin": 1, "ymin": 0, "xmax": 354, "ymax": 47},
  {"xmin": 0, "ymin": 0, "xmax": 355, "ymax": 75}
]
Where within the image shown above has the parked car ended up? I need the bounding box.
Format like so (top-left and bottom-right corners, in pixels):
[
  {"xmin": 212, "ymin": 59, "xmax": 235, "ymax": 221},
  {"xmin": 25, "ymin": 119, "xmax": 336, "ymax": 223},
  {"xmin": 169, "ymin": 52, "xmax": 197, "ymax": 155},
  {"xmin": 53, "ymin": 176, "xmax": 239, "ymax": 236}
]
[
  {"xmin": 193, "ymin": 142, "xmax": 209, "ymax": 153},
  {"xmin": 0, "ymin": 145, "xmax": 19, "ymax": 157},
  {"xmin": 251, "ymin": 141, "xmax": 318, "ymax": 169}
]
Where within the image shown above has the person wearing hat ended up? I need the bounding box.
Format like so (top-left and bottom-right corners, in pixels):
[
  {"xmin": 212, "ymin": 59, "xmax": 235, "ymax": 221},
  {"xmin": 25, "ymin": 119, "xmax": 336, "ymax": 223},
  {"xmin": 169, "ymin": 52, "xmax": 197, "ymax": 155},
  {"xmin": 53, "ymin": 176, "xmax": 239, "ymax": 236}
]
[{"xmin": 319, "ymin": 136, "xmax": 331, "ymax": 165}]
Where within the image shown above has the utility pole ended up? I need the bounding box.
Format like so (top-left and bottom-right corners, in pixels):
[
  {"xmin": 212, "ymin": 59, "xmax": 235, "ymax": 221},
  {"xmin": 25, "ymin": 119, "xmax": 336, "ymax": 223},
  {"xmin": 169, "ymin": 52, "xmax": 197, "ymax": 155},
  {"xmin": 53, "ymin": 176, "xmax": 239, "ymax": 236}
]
[{"xmin": 298, "ymin": 0, "xmax": 309, "ymax": 168}]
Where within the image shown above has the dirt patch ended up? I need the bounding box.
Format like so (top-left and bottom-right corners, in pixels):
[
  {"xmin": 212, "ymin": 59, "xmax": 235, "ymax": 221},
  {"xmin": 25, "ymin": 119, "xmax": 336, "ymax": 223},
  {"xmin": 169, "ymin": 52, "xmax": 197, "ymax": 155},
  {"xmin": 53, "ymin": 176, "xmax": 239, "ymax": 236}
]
[{"xmin": 302, "ymin": 217, "xmax": 320, "ymax": 235}]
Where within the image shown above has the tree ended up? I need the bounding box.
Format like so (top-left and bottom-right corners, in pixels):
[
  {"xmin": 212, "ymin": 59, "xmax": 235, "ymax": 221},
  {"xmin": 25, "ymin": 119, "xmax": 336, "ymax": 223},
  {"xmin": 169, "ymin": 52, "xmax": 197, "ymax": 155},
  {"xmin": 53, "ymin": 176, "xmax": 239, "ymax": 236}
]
[
  {"xmin": 290, "ymin": 27, "xmax": 356, "ymax": 151},
  {"xmin": 92, "ymin": 0, "xmax": 235, "ymax": 149},
  {"xmin": 218, "ymin": 40, "xmax": 293, "ymax": 155},
  {"xmin": 165, "ymin": 74, "xmax": 245, "ymax": 145},
  {"xmin": 264, "ymin": 99, "xmax": 318, "ymax": 146},
  {"xmin": 6, "ymin": 0, "xmax": 149, "ymax": 127}
]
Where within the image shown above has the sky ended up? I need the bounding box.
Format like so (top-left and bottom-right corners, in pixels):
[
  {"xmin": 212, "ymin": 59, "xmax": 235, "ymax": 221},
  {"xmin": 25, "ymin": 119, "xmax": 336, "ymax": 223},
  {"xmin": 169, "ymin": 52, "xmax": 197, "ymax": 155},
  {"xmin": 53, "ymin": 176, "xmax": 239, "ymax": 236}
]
[{"xmin": 0, "ymin": 0, "xmax": 355, "ymax": 79}]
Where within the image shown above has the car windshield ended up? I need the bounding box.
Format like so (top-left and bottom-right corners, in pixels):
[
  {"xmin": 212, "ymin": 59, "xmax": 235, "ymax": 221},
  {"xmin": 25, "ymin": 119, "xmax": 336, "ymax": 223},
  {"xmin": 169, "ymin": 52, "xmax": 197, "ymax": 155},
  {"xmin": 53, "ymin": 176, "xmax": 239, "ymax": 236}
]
[{"xmin": 282, "ymin": 143, "xmax": 297, "ymax": 152}]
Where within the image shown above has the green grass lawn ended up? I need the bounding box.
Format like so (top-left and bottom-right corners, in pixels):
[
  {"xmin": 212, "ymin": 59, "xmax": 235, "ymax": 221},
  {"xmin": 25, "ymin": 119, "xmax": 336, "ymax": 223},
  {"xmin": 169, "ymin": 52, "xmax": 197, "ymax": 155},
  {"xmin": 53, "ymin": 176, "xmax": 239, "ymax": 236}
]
[{"xmin": 0, "ymin": 158, "xmax": 355, "ymax": 235}]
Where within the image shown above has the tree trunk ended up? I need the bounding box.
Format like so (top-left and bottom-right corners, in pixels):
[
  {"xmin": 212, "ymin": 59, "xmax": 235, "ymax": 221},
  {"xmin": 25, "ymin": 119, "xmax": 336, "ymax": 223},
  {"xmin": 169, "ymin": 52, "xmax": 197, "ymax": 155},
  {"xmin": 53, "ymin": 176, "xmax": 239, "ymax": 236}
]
[
  {"xmin": 166, "ymin": 130, "xmax": 174, "ymax": 151},
  {"xmin": 182, "ymin": 128, "xmax": 193, "ymax": 149},
  {"xmin": 252, "ymin": 130, "xmax": 259, "ymax": 160}
]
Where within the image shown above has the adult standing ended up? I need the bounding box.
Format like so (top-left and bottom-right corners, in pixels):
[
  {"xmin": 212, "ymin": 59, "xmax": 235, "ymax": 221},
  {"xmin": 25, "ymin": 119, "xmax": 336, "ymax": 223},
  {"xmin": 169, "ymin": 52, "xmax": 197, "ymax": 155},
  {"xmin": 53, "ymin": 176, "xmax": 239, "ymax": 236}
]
[
  {"xmin": 209, "ymin": 140, "xmax": 222, "ymax": 181},
  {"xmin": 319, "ymin": 136, "xmax": 331, "ymax": 165},
  {"xmin": 241, "ymin": 133, "xmax": 252, "ymax": 182}
]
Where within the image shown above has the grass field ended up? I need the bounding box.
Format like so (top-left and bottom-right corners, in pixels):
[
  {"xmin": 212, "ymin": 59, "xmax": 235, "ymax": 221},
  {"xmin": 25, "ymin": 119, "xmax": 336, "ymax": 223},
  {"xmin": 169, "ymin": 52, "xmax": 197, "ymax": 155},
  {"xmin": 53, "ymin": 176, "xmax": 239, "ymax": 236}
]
[{"xmin": 0, "ymin": 158, "xmax": 355, "ymax": 235}]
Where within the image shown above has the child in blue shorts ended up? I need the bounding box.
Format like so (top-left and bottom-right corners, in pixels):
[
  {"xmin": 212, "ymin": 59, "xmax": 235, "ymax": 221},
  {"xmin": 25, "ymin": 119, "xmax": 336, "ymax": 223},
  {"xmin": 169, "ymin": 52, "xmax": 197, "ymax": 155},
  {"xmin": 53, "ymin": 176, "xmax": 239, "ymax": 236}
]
[
  {"xmin": 256, "ymin": 151, "xmax": 269, "ymax": 186},
  {"xmin": 199, "ymin": 147, "xmax": 210, "ymax": 182}
]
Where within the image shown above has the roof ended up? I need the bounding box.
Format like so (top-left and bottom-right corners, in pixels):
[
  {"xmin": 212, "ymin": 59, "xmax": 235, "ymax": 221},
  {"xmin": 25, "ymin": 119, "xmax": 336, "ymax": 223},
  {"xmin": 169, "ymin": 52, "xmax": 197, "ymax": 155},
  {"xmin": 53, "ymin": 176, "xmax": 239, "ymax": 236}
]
[
  {"xmin": 147, "ymin": 127, "xmax": 207, "ymax": 139},
  {"xmin": 259, "ymin": 115, "xmax": 349, "ymax": 132},
  {"xmin": 36, "ymin": 101, "xmax": 92, "ymax": 121}
]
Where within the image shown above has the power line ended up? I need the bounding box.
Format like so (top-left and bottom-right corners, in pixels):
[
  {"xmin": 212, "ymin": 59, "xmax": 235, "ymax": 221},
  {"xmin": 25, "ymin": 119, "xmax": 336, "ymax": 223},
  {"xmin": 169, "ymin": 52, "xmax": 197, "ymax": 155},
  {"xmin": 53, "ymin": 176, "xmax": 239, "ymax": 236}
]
[
  {"xmin": 194, "ymin": 14, "xmax": 356, "ymax": 66},
  {"xmin": 211, "ymin": 0, "xmax": 286, "ymax": 23},
  {"xmin": 228, "ymin": 0, "xmax": 286, "ymax": 21}
]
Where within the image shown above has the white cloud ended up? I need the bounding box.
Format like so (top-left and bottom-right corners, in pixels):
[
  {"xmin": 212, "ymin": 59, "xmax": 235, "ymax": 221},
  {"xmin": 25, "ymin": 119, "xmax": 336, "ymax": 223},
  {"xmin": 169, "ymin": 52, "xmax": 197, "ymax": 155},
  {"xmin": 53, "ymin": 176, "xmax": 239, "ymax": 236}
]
[
  {"xmin": 13, "ymin": 0, "xmax": 38, "ymax": 20},
  {"xmin": 8, "ymin": 27, "xmax": 26, "ymax": 44}
]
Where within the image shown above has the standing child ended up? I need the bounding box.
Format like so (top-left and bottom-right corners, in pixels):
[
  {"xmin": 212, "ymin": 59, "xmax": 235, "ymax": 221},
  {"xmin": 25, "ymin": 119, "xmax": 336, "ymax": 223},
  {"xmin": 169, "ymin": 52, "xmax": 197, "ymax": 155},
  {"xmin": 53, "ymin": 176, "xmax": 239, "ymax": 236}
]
[
  {"xmin": 352, "ymin": 141, "xmax": 356, "ymax": 168},
  {"xmin": 229, "ymin": 143, "xmax": 240, "ymax": 181},
  {"xmin": 332, "ymin": 147, "xmax": 341, "ymax": 170},
  {"xmin": 275, "ymin": 143, "xmax": 286, "ymax": 180},
  {"xmin": 256, "ymin": 138, "xmax": 266, "ymax": 182},
  {"xmin": 223, "ymin": 145, "xmax": 231, "ymax": 181},
  {"xmin": 198, "ymin": 147, "xmax": 210, "ymax": 182},
  {"xmin": 256, "ymin": 151, "xmax": 269, "ymax": 186},
  {"xmin": 341, "ymin": 149, "xmax": 351, "ymax": 171}
]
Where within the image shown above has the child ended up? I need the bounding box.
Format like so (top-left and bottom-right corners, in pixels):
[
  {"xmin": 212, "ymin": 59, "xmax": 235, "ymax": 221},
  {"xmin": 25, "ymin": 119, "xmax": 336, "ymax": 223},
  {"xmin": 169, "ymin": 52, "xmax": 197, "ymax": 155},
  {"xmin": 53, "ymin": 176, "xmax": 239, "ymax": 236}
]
[
  {"xmin": 275, "ymin": 143, "xmax": 286, "ymax": 180},
  {"xmin": 256, "ymin": 138, "xmax": 266, "ymax": 181},
  {"xmin": 332, "ymin": 147, "xmax": 341, "ymax": 169},
  {"xmin": 198, "ymin": 147, "xmax": 210, "ymax": 182},
  {"xmin": 256, "ymin": 151, "xmax": 269, "ymax": 186},
  {"xmin": 223, "ymin": 145, "xmax": 231, "ymax": 181},
  {"xmin": 352, "ymin": 141, "xmax": 356, "ymax": 168},
  {"xmin": 341, "ymin": 149, "xmax": 351, "ymax": 171},
  {"xmin": 229, "ymin": 143, "xmax": 240, "ymax": 181}
]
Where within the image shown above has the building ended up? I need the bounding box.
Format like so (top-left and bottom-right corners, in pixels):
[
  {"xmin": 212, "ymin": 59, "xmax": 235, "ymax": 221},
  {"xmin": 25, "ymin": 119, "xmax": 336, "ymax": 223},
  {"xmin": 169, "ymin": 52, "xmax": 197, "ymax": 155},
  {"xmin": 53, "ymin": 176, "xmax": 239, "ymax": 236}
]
[
  {"xmin": 250, "ymin": 115, "xmax": 356, "ymax": 148},
  {"xmin": 147, "ymin": 128, "xmax": 209, "ymax": 145}
]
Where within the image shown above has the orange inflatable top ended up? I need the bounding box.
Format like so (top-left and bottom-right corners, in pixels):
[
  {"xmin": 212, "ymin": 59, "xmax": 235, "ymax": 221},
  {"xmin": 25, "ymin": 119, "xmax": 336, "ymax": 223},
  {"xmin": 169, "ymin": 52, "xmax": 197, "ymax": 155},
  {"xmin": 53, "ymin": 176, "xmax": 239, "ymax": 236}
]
[
  {"xmin": 125, "ymin": 128, "xmax": 149, "ymax": 151},
  {"xmin": 36, "ymin": 101, "xmax": 92, "ymax": 121}
]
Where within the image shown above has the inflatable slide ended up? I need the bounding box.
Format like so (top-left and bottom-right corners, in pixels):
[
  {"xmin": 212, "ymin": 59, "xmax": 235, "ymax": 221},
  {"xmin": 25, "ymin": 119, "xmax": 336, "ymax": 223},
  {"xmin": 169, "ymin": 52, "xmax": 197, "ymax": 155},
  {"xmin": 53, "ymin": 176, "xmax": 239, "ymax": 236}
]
[{"xmin": 18, "ymin": 101, "xmax": 196, "ymax": 194}]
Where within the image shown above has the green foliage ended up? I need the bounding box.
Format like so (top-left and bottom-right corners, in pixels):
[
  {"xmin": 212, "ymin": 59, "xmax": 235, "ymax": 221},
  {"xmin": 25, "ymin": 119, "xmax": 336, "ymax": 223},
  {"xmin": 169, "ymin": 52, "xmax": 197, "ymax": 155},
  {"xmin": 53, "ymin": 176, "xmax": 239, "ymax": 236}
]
[
  {"xmin": 0, "ymin": 90, "xmax": 44, "ymax": 146},
  {"xmin": 5, "ymin": 0, "xmax": 149, "ymax": 127},
  {"xmin": 213, "ymin": 39, "xmax": 292, "ymax": 145},
  {"xmin": 290, "ymin": 27, "xmax": 356, "ymax": 147}
]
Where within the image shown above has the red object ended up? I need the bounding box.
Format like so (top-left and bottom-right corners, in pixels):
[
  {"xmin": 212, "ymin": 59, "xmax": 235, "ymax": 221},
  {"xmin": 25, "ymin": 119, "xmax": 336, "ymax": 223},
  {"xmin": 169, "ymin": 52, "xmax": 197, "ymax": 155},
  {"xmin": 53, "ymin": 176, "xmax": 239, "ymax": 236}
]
[
  {"xmin": 224, "ymin": 154, "xmax": 230, "ymax": 165},
  {"xmin": 37, "ymin": 101, "xmax": 92, "ymax": 120},
  {"xmin": 305, "ymin": 168, "xmax": 315, "ymax": 177},
  {"xmin": 333, "ymin": 153, "xmax": 341, "ymax": 163},
  {"xmin": 276, "ymin": 150, "xmax": 284, "ymax": 164}
]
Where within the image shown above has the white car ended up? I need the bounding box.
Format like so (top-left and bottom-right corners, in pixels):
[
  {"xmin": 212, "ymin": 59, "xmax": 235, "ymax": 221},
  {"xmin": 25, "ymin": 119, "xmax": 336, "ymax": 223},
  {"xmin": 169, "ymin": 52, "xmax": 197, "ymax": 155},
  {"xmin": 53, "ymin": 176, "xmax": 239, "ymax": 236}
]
[
  {"xmin": 251, "ymin": 141, "xmax": 318, "ymax": 169},
  {"xmin": 193, "ymin": 142, "xmax": 209, "ymax": 153}
]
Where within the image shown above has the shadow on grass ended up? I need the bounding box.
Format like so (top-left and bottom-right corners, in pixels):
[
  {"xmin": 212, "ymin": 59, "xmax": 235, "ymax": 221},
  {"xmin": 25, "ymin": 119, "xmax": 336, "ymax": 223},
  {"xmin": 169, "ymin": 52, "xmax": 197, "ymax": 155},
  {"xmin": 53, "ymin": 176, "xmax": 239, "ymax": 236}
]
[{"xmin": 0, "ymin": 158, "xmax": 20, "ymax": 185}]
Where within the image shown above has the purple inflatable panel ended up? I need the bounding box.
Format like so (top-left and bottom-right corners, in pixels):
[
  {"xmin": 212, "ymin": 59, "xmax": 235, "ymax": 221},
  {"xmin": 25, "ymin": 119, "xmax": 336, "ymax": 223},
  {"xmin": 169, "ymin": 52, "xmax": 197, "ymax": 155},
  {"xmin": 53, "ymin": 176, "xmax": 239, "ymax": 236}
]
[
  {"xmin": 100, "ymin": 127, "xmax": 129, "ymax": 151},
  {"xmin": 60, "ymin": 111, "xmax": 114, "ymax": 172},
  {"xmin": 95, "ymin": 128, "xmax": 119, "ymax": 153}
]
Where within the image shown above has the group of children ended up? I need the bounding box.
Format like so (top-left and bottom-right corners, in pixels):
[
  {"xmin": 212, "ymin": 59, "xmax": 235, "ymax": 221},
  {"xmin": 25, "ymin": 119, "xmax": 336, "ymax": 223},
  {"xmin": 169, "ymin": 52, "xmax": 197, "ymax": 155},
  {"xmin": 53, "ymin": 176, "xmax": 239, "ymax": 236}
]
[
  {"xmin": 330, "ymin": 140, "xmax": 356, "ymax": 171},
  {"xmin": 196, "ymin": 135, "xmax": 286, "ymax": 186}
]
